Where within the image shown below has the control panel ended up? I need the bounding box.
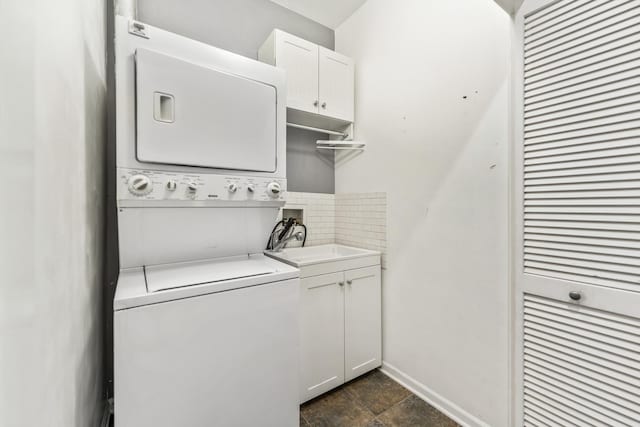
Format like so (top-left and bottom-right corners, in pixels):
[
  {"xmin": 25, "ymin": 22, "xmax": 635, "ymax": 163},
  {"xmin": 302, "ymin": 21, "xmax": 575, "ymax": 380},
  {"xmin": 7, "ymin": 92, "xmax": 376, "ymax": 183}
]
[{"xmin": 117, "ymin": 169, "xmax": 286, "ymax": 203}]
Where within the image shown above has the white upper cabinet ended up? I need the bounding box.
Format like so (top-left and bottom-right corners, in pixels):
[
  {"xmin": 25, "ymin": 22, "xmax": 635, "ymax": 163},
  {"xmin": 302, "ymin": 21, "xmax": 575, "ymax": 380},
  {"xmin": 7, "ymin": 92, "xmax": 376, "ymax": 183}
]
[
  {"xmin": 266, "ymin": 31, "xmax": 319, "ymax": 114},
  {"xmin": 318, "ymin": 47, "xmax": 354, "ymax": 123},
  {"xmin": 259, "ymin": 29, "xmax": 355, "ymax": 124}
]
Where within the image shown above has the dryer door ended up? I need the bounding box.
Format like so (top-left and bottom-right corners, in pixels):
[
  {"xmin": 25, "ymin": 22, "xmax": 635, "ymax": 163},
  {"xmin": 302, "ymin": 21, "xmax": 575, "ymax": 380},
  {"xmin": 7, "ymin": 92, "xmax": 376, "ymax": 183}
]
[{"xmin": 135, "ymin": 48, "xmax": 277, "ymax": 172}]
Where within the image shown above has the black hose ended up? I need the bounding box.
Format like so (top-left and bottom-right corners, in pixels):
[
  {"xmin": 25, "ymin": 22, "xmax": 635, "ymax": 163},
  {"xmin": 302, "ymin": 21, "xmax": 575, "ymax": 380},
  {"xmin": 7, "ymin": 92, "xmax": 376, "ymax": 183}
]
[
  {"xmin": 300, "ymin": 223, "xmax": 307, "ymax": 247},
  {"xmin": 266, "ymin": 219, "xmax": 308, "ymax": 250},
  {"xmin": 278, "ymin": 217, "xmax": 295, "ymax": 241},
  {"xmin": 266, "ymin": 219, "xmax": 285, "ymax": 250}
]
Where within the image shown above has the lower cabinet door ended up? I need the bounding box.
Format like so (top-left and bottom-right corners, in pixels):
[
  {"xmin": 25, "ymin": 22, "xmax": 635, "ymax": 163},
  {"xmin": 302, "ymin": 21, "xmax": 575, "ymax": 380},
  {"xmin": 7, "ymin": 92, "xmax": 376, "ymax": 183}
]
[
  {"xmin": 300, "ymin": 272, "xmax": 345, "ymax": 402},
  {"xmin": 344, "ymin": 266, "xmax": 382, "ymax": 382}
]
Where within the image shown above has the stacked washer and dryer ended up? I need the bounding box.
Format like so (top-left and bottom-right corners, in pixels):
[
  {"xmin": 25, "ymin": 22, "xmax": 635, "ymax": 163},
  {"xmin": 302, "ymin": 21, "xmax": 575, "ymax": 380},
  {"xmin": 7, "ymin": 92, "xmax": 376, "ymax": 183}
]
[{"xmin": 113, "ymin": 18, "xmax": 299, "ymax": 426}]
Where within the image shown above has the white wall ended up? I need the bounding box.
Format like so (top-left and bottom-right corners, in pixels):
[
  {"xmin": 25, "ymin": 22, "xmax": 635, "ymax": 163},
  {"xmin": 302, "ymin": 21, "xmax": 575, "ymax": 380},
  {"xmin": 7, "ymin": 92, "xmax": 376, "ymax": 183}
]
[
  {"xmin": 335, "ymin": 1, "xmax": 510, "ymax": 426},
  {"xmin": 0, "ymin": 1, "xmax": 107, "ymax": 426}
]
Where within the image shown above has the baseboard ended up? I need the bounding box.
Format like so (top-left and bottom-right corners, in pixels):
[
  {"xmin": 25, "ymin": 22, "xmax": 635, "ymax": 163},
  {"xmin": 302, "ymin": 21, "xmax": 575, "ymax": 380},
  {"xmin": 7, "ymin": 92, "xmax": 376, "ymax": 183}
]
[{"xmin": 380, "ymin": 362, "xmax": 490, "ymax": 427}]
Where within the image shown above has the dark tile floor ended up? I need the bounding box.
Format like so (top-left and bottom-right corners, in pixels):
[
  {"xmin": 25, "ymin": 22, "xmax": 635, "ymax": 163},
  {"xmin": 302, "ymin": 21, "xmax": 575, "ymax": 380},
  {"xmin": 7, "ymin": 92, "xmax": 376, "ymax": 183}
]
[{"xmin": 300, "ymin": 370, "xmax": 460, "ymax": 427}]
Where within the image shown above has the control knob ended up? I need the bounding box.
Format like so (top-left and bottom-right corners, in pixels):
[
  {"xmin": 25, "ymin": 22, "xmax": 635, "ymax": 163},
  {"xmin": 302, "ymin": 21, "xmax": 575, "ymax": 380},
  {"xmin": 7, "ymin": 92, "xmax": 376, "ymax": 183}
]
[
  {"xmin": 166, "ymin": 179, "xmax": 178, "ymax": 191},
  {"xmin": 267, "ymin": 182, "xmax": 281, "ymax": 198},
  {"xmin": 186, "ymin": 181, "xmax": 198, "ymax": 195},
  {"xmin": 128, "ymin": 174, "xmax": 153, "ymax": 196},
  {"xmin": 246, "ymin": 184, "xmax": 255, "ymax": 193},
  {"xmin": 228, "ymin": 183, "xmax": 239, "ymax": 193}
]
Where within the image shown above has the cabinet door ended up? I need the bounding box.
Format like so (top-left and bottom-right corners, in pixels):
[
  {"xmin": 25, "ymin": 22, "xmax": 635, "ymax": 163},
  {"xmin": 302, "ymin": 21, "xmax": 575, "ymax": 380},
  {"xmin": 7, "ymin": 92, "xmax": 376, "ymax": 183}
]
[
  {"xmin": 300, "ymin": 272, "xmax": 345, "ymax": 402},
  {"xmin": 275, "ymin": 31, "xmax": 319, "ymax": 114},
  {"xmin": 514, "ymin": 1, "xmax": 640, "ymax": 423},
  {"xmin": 135, "ymin": 49, "xmax": 277, "ymax": 172},
  {"xmin": 318, "ymin": 47, "xmax": 355, "ymax": 122},
  {"xmin": 344, "ymin": 266, "xmax": 381, "ymax": 382}
]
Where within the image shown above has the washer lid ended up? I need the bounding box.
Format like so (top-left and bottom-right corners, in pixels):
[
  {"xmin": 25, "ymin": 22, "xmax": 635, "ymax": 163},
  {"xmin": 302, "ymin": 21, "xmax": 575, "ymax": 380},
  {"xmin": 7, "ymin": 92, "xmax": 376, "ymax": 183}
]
[
  {"xmin": 145, "ymin": 255, "xmax": 279, "ymax": 293},
  {"xmin": 114, "ymin": 255, "xmax": 299, "ymax": 310}
]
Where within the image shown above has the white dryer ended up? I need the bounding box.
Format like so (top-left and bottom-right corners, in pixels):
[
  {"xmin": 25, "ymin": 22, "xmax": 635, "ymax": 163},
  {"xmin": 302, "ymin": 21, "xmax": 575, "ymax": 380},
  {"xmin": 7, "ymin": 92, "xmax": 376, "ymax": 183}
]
[{"xmin": 113, "ymin": 17, "xmax": 298, "ymax": 427}]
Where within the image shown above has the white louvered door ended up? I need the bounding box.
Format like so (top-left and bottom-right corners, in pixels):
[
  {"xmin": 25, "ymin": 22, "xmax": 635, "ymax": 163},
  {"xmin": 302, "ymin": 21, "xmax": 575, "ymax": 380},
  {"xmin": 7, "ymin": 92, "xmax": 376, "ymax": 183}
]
[{"xmin": 514, "ymin": 0, "xmax": 640, "ymax": 425}]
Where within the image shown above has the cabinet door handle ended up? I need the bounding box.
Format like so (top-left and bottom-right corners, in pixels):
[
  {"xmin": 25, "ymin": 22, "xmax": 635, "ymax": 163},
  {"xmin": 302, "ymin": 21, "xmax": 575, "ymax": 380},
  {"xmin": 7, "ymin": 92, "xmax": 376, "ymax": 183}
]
[
  {"xmin": 347, "ymin": 280, "xmax": 353, "ymax": 285},
  {"xmin": 569, "ymin": 291, "xmax": 582, "ymax": 301},
  {"xmin": 313, "ymin": 100, "xmax": 319, "ymax": 107},
  {"xmin": 321, "ymin": 102, "xmax": 327, "ymax": 109},
  {"xmin": 338, "ymin": 281, "xmax": 345, "ymax": 287}
]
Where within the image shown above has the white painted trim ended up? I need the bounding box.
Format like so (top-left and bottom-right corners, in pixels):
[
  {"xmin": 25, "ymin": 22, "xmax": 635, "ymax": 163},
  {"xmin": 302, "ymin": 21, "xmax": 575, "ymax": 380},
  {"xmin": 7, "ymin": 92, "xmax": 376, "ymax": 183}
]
[
  {"xmin": 511, "ymin": 2, "xmax": 567, "ymax": 425},
  {"xmin": 380, "ymin": 362, "xmax": 491, "ymax": 427},
  {"xmin": 507, "ymin": 5, "xmax": 519, "ymax": 427},
  {"xmin": 115, "ymin": 0, "xmax": 137, "ymax": 18}
]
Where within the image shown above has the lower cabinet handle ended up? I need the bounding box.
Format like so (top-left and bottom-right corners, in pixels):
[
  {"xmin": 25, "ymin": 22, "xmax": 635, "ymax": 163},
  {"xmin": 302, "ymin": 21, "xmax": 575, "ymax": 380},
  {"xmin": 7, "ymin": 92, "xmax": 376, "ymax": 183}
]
[
  {"xmin": 339, "ymin": 282, "xmax": 344, "ymax": 287},
  {"xmin": 347, "ymin": 280, "xmax": 353, "ymax": 285},
  {"xmin": 569, "ymin": 291, "xmax": 582, "ymax": 301}
]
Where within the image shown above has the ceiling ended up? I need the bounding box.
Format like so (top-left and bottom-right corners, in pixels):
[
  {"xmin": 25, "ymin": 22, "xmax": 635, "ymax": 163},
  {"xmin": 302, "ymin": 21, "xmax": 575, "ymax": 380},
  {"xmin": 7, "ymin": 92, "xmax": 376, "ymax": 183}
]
[
  {"xmin": 270, "ymin": 0, "xmax": 368, "ymax": 29},
  {"xmin": 493, "ymin": 0, "xmax": 524, "ymax": 15}
]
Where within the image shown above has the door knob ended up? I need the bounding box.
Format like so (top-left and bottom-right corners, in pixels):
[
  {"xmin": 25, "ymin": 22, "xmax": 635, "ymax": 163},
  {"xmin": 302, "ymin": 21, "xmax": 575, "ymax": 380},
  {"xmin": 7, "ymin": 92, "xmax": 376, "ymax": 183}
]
[{"xmin": 569, "ymin": 291, "xmax": 582, "ymax": 301}]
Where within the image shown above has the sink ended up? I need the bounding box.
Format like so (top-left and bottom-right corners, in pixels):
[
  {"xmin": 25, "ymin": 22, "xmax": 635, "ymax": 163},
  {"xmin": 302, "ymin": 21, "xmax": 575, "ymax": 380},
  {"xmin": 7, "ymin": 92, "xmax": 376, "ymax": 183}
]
[{"xmin": 265, "ymin": 244, "xmax": 380, "ymax": 269}]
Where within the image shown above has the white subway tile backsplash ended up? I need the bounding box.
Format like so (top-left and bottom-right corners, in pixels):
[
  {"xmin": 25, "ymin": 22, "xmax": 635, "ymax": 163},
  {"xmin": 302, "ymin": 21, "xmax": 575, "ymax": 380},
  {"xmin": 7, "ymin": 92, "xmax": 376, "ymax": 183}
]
[
  {"xmin": 281, "ymin": 192, "xmax": 335, "ymax": 248},
  {"xmin": 336, "ymin": 192, "xmax": 387, "ymax": 268},
  {"xmin": 281, "ymin": 191, "xmax": 387, "ymax": 268}
]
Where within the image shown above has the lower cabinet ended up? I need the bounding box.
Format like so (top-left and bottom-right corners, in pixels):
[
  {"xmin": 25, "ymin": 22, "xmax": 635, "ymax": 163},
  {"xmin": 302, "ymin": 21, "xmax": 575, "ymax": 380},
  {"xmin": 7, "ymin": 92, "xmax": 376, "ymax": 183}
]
[
  {"xmin": 344, "ymin": 267, "xmax": 382, "ymax": 382},
  {"xmin": 300, "ymin": 265, "xmax": 382, "ymax": 403}
]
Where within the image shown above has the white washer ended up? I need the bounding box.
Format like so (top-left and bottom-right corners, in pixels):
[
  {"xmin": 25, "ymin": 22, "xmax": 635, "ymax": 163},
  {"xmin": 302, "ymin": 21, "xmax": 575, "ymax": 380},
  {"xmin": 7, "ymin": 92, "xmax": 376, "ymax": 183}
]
[
  {"xmin": 113, "ymin": 17, "xmax": 299, "ymax": 427},
  {"xmin": 114, "ymin": 255, "xmax": 299, "ymax": 427}
]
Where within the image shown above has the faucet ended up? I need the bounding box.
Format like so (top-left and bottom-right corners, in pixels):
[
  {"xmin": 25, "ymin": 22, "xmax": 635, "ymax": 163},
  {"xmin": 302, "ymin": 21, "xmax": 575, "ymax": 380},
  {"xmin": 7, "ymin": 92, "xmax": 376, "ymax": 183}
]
[{"xmin": 271, "ymin": 231, "xmax": 304, "ymax": 252}]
